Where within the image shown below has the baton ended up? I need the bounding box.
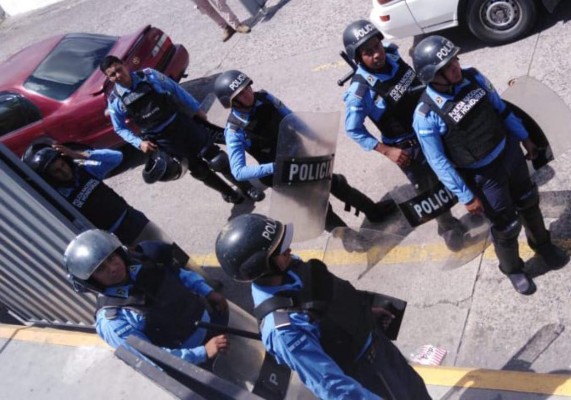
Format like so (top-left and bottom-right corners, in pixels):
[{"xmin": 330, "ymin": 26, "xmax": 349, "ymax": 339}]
[
  {"xmin": 337, "ymin": 51, "xmax": 358, "ymax": 87},
  {"xmin": 195, "ymin": 321, "xmax": 261, "ymax": 341}
]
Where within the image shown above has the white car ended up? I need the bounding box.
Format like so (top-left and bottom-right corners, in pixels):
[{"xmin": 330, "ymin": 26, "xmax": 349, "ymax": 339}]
[{"xmin": 370, "ymin": 0, "xmax": 562, "ymax": 45}]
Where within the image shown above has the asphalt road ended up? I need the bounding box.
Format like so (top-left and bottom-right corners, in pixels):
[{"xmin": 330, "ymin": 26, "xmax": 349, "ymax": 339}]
[{"xmin": 2, "ymin": 0, "xmax": 571, "ymax": 384}]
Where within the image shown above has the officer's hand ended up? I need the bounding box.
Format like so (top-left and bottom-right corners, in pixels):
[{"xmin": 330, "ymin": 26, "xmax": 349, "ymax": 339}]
[
  {"xmin": 522, "ymin": 139, "xmax": 538, "ymax": 160},
  {"xmin": 140, "ymin": 140, "xmax": 158, "ymax": 153},
  {"xmin": 385, "ymin": 146, "xmax": 411, "ymax": 167},
  {"xmin": 205, "ymin": 334, "xmax": 230, "ymax": 359},
  {"xmin": 52, "ymin": 144, "xmax": 87, "ymax": 159},
  {"xmin": 465, "ymin": 197, "xmax": 484, "ymax": 214},
  {"xmin": 207, "ymin": 291, "xmax": 228, "ymax": 313}
]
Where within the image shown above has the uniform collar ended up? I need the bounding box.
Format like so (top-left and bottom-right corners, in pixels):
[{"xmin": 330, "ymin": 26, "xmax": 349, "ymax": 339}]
[
  {"xmin": 425, "ymin": 76, "xmax": 472, "ymax": 108},
  {"xmin": 102, "ymin": 264, "xmax": 142, "ymax": 298},
  {"xmin": 114, "ymin": 72, "xmax": 141, "ymax": 95},
  {"xmin": 356, "ymin": 54, "xmax": 399, "ymax": 86}
]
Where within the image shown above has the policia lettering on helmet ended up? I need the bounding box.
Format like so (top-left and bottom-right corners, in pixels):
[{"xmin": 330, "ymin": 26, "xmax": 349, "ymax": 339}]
[
  {"xmin": 100, "ymin": 56, "xmax": 264, "ymax": 204},
  {"xmin": 342, "ymin": 20, "xmax": 467, "ymax": 251},
  {"xmin": 215, "ymin": 214, "xmax": 431, "ymax": 400},
  {"xmin": 411, "ymin": 35, "xmax": 569, "ymax": 295},
  {"xmin": 64, "ymin": 230, "xmax": 230, "ymax": 366},
  {"xmin": 23, "ymin": 143, "xmax": 168, "ymax": 247},
  {"xmin": 214, "ymin": 70, "xmax": 396, "ymax": 232}
]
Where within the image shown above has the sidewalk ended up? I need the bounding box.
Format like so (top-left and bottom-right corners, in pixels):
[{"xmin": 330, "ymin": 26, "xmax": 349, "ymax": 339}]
[{"xmin": 1, "ymin": 324, "xmax": 570, "ymax": 399}]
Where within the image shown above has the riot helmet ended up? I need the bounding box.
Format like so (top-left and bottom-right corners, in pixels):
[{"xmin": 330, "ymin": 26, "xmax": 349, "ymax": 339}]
[
  {"xmin": 214, "ymin": 70, "xmax": 253, "ymax": 108},
  {"xmin": 63, "ymin": 229, "xmax": 126, "ymax": 292},
  {"xmin": 142, "ymin": 151, "xmax": 189, "ymax": 184},
  {"xmin": 215, "ymin": 214, "xmax": 293, "ymax": 282},
  {"xmin": 343, "ymin": 19, "xmax": 384, "ymax": 61},
  {"xmin": 25, "ymin": 147, "xmax": 61, "ymax": 176},
  {"xmin": 412, "ymin": 35, "xmax": 460, "ymax": 84},
  {"xmin": 21, "ymin": 141, "xmax": 53, "ymax": 166}
]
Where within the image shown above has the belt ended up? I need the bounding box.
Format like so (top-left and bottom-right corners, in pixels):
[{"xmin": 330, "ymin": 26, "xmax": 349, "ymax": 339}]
[{"xmin": 392, "ymin": 138, "xmax": 419, "ymax": 149}]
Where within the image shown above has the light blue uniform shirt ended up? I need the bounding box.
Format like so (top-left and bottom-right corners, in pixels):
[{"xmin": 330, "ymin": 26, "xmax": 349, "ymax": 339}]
[
  {"xmin": 96, "ymin": 264, "xmax": 214, "ymax": 365},
  {"xmin": 343, "ymin": 47, "xmax": 417, "ymax": 151},
  {"xmin": 252, "ymin": 263, "xmax": 382, "ymax": 400},
  {"xmin": 224, "ymin": 91, "xmax": 291, "ymax": 181},
  {"xmin": 412, "ymin": 69, "xmax": 529, "ymax": 204},
  {"xmin": 107, "ymin": 68, "xmax": 201, "ymax": 149}
]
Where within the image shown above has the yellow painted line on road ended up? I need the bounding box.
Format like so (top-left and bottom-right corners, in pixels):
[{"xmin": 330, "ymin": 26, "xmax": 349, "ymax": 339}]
[
  {"xmin": 0, "ymin": 324, "xmax": 107, "ymax": 348},
  {"xmin": 1, "ymin": 324, "xmax": 570, "ymax": 396},
  {"xmin": 312, "ymin": 60, "xmax": 346, "ymax": 72},
  {"xmin": 416, "ymin": 365, "xmax": 571, "ymax": 397},
  {"xmin": 193, "ymin": 238, "xmax": 571, "ymax": 268}
]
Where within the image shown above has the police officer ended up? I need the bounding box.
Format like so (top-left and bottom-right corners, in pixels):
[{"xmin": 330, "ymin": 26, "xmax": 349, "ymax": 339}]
[
  {"xmin": 24, "ymin": 143, "xmax": 168, "ymax": 247},
  {"xmin": 411, "ymin": 35, "xmax": 568, "ymax": 294},
  {"xmin": 100, "ymin": 55, "xmax": 264, "ymax": 204},
  {"xmin": 214, "ymin": 69, "xmax": 396, "ymax": 231},
  {"xmin": 215, "ymin": 213, "xmax": 432, "ymax": 400},
  {"xmin": 64, "ymin": 229, "xmax": 230, "ymax": 366},
  {"xmin": 342, "ymin": 20, "xmax": 466, "ymax": 251}
]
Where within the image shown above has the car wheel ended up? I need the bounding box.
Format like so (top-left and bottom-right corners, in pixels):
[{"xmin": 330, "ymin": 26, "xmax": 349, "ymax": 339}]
[{"xmin": 466, "ymin": 0, "xmax": 537, "ymax": 44}]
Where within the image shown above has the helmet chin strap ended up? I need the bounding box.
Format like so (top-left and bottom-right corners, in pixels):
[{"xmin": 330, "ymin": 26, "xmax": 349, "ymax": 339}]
[{"xmin": 433, "ymin": 70, "xmax": 456, "ymax": 94}]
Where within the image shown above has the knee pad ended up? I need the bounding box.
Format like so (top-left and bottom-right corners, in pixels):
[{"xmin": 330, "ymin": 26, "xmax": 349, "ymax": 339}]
[
  {"xmin": 515, "ymin": 183, "xmax": 539, "ymax": 211},
  {"xmin": 491, "ymin": 218, "xmax": 522, "ymax": 243},
  {"xmin": 189, "ymin": 161, "xmax": 211, "ymax": 180},
  {"xmin": 206, "ymin": 150, "xmax": 230, "ymax": 173}
]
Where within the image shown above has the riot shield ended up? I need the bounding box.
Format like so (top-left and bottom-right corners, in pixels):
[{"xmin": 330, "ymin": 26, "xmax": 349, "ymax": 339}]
[
  {"xmin": 376, "ymin": 148, "xmax": 491, "ymax": 268},
  {"xmin": 269, "ymin": 112, "xmax": 339, "ymax": 242},
  {"xmin": 213, "ymin": 302, "xmax": 316, "ymax": 399},
  {"xmin": 501, "ymin": 76, "xmax": 571, "ymax": 170}
]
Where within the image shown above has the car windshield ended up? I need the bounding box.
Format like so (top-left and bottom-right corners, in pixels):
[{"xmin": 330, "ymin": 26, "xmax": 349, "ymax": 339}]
[{"xmin": 23, "ymin": 33, "xmax": 117, "ymax": 101}]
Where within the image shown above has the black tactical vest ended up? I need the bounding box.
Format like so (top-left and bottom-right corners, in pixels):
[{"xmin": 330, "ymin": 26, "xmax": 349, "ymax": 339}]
[
  {"xmin": 254, "ymin": 259, "xmax": 375, "ymax": 373},
  {"xmin": 61, "ymin": 167, "xmax": 129, "ymax": 231},
  {"xmin": 419, "ymin": 68, "xmax": 507, "ymax": 167},
  {"xmin": 352, "ymin": 50, "xmax": 422, "ymax": 140},
  {"xmin": 96, "ymin": 257, "xmax": 206, "ymax": 348},
  {"xmin": 115, "ymin": 72, "xmax": 179, "ymax": 133},
  {"xmin": 227, "ymin": 91, "xmax": 283, "ymax": 165}
]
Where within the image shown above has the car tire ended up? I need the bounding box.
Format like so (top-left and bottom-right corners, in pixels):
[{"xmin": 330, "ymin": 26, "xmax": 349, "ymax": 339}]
[{"xmin": 466, "ymin": 0, "xmax": 537, "ymax": 45}]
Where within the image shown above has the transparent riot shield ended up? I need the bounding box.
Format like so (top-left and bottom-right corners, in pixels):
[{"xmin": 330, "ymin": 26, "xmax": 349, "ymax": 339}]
[
  {"xmin": 213, "ymin": 302, "xmax": 316, "ymax": 399},
  {"xmin": 377, "ymin": 147, "xmax": 491, "ymax": 268},
  {"xmin": 501, "ymin": 76, "xmax": 571, "ymax": 171},
  {"xmin": 269, "ymin": 112, "xmax": 339, "ymax": 242}
]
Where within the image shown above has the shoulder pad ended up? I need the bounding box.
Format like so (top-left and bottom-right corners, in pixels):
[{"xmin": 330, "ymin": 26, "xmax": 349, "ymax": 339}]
[
  {"xmin": 385, "ymin": 42, "xmax": 399, "ymax": 54},
  {"xmin": 272, "ymin": 310, "xmax": 292, "ymax": 329},
  {"xmin": 418, "ymin": 102, "xmax": 432, "ymax": 117},
  {"xmin": 349, "ymin": 78, "xmax": 368, "ymax": 99},
  {"xmin": 103, "ymin": 307, "xmax": 119, "ymax": 320}
]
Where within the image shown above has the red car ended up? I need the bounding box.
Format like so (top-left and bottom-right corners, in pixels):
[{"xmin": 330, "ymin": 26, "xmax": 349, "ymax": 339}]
[{"xmin": 0, "ymin": 25, "xmax": 189, "ymax": 156}]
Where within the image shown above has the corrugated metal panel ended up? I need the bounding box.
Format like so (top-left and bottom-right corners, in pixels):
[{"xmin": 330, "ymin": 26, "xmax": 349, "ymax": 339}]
[{"xmin": 0, "ymin": 144, "xmax": 95, "ymax": 326}]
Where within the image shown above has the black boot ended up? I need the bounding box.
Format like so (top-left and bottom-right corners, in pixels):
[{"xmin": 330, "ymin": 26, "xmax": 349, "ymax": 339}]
[
  {"xmin": 330, "ymin": 174, "xmax": 397, "ymax": 223},
  {"xmin": 201, "ymin": 172, "xmax": 243, "ymax": 204},
  {"xmin": 491, "ymin": 222, "xmax": 536, "ymax": 294},
  {"xmin": 519, "ymin": 203, "xmax": 568, "ymax": 270}
]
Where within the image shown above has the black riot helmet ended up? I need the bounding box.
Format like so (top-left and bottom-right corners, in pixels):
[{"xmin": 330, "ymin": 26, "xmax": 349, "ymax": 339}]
[
  {"xmin": 412, "ymin": 35, "xmax": 460, "ymax": 84},
  {"xmin": 214, "ymin": 70, "xmax": 253, "ymax": 108},
  {"xmin": 343, "ymin": 19, "xmax": 384, "ymax": 62},
  {"xmin": 215, "ymin": 214, "xmax": 294, "ymax": 282},
  {"xmin": 63, "ymin": 229, "xmax": 127, "ymax": 293},
  {"xmin": 25, "ymin": 147, "xmax": 63, "ymax": 177},
  {"xmin": 142, "ymin": 151, "xmax": 189, "ymax": 184},
  {"xmin": 21, "ymin": 141, "xmax": 53, "ymax": 166}
]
